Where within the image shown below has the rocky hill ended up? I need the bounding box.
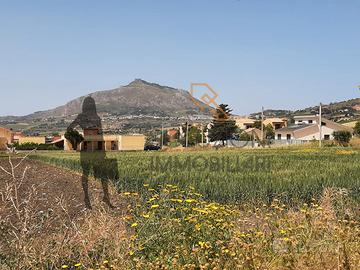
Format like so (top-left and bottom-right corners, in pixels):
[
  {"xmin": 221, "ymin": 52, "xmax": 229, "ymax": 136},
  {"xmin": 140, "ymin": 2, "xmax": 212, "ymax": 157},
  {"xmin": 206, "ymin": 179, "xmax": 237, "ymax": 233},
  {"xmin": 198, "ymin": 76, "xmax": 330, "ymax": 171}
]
[
  {"xmin": 0, "ymin": 79, "xmax": 213, "ymax": 134},
  {"xmin": 24, "ymin": 79, "xmax": 211, "ymax": 119}
]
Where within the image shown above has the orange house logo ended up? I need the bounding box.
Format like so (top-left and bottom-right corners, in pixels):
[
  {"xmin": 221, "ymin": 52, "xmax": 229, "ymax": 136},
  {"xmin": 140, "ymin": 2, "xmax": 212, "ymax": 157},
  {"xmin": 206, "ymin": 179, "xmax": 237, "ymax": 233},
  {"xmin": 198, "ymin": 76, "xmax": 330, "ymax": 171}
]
[{"xmin": 189, "ymin": 83, "xmax": 225, "ymax": 118}]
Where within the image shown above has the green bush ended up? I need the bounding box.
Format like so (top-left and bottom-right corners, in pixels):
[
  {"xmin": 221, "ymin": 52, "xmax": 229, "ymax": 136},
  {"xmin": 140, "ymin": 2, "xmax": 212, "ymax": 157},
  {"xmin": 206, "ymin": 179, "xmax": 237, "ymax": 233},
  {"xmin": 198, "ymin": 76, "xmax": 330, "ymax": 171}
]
[{"xmin": 333, "ymin": 131, "xmax": 352, "ymax": 146}]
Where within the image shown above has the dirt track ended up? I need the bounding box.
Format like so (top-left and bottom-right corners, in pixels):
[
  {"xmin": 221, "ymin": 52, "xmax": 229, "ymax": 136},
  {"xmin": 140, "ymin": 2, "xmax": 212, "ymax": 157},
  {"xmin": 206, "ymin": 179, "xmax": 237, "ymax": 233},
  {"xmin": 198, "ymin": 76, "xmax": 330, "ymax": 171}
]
[{"xmin": 0, "ymin": 157, "xmax": 124, "ymax": 222}]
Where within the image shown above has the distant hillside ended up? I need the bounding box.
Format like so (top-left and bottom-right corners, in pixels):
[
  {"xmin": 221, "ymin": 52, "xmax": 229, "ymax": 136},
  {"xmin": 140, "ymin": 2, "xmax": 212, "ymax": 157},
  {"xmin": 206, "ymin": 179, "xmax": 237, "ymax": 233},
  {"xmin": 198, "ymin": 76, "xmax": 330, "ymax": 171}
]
[
  {"xmin": 1, "ymin": 79, "xmax": 360, "ymax": 134},
  {"xmin": 0, "ymin": 79, "xmax": 212, "ymax": 134},
  {"xmin": 250, "ymin": 98, "xmax": 360, "ymax": 123},
  {"xmin": 24, "ymin": 79, "xmax": 211, "ymax": 119}
]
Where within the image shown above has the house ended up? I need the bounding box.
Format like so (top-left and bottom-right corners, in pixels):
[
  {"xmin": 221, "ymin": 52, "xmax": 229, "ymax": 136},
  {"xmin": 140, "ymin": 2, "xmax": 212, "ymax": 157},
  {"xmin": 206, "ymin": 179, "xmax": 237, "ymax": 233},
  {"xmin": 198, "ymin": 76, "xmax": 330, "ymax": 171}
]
[
  {"xmin": 293, "ymin": 115, "xmax": 317, "ymax": 125},
  {"xmin": 275, "ymin": 116, "xmax": 353, "ymax": 141},
  {"xmin": 0, "ymin": 127, "xmax": 13, "ymax": 150},
  {"xmin": 234, "ymin": 117, "xmax": 255, "ymax": 130},
  {"xmin": 61, "ymin": 132, "xmax": 145, "ymax": 151},
  {"xmin": 167, "ymin": 129, "xmax": 179, "ymax": 141},
  {"xmin": 18, "ymin": 136, "xmax": 46, "ymax": 145},
  {"xmin": 263, "ymin": 118, "xmax": 287, "ymax": 130}
]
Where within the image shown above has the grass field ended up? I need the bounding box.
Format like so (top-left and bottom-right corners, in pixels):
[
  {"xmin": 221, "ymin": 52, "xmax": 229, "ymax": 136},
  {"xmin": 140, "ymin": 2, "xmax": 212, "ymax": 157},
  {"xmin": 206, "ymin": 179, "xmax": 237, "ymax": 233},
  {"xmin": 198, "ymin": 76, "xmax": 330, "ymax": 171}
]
[
  {"xmin": 31, "ymin": 147, "xmax": 360, "ymax": 205},
  {"xmin": 2, "ymin": 147, "xmax": 360, "ymax": 269}
]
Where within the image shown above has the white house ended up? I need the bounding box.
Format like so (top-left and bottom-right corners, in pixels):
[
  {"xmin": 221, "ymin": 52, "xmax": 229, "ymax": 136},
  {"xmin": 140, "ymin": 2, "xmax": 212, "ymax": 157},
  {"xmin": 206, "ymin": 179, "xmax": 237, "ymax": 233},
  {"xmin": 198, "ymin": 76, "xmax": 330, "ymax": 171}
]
[
  {"xmin": 293, "ymin": 115, "xmax": 318, "ymax": 125},
  {"xmin": 275, "ymin": 116, "xmax": 353, "ymax": 141}
]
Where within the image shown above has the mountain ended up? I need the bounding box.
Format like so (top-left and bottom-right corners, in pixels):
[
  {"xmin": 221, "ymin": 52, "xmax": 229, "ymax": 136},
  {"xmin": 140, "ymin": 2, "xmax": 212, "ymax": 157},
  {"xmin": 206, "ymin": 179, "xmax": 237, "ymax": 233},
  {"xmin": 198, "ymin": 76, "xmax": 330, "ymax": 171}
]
[
  {"xmin": 1, "ymin": 79, "xmax": 360, "ymax": 135},
  {"xmin": 0, "ymin": 79, "xmax": 213, "ymax": 134},
  {"xmin": 25, "ymin": 79, "xmax": 211, "ymax": 119}
]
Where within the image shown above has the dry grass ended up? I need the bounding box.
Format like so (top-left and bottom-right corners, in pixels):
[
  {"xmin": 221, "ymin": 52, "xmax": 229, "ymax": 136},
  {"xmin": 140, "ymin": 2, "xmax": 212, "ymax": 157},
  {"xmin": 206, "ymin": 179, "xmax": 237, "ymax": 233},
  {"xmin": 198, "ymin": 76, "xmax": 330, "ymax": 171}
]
[{"xmin": 1, "ymin": 154, "xmax": 360, "ymax": 269}]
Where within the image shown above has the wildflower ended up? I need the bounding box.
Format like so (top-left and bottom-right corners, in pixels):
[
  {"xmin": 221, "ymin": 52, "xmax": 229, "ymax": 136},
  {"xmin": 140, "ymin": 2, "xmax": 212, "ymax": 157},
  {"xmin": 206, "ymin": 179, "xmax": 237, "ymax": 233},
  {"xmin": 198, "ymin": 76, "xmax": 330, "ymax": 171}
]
[
  {"xmin": 123, "ymin": 192, "xmax": 131, "ymax": 196},
  {"xmin": 148, "ymin": 197, "xmax": 156, "ymax": 202},
  {"xmin": 170, "ymin": 198, "xmax": 183, "ymax": 203},
  {"xmin": 192, "ymin": 208, "xmax": 208, "ymax": 214},
  {"xmin": 143, "ymin": 184, "xmax": 149, "ymax": 187},
  {"xmin": 61, "ymin": 266, "xmax": 69, "ymax": 269},
  {"xmin": 74, "ymin": 263, "xmax": 82, "ymax": 267},
  {"xmin": 199, "ymin": 241, "xmax": 205, "ymax": 248},
  {"xmin": 279, "ymin": 229, "xmax": 287, "ymax": 235},
  {"xmin": 151, "ymin": 204, "xmax": 159, "ymax": 209},
  {"xmin": 283, "ymin": 237, "xmax": 290, "ymax": 242},
  {"xmin": 131, "ymin": 223, "xmax": 138, "ymax": 227},
  {"xmin": 185, "ymin": 199, "xmax": 197, "ymax": 203},
  {"xmin": 142, "ymin": 213, "xmax": 150, "ymax": 218}
]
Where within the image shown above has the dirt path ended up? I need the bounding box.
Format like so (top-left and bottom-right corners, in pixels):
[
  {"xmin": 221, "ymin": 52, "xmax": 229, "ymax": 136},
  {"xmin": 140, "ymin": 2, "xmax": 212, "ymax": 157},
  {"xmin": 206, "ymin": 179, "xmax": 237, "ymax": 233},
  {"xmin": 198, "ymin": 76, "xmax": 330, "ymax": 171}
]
[{"xmin": 0, "ymin": 157, "xmax": 124, "ymax": 221}]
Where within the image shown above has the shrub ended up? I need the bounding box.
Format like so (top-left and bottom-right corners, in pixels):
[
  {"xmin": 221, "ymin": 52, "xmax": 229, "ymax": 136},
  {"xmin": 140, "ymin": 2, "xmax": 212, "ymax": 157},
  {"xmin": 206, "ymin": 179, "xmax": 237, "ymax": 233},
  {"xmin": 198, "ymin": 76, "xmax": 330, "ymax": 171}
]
[{"xmin": 333, "ymin": 131, "xmax": 352, "ymax": 146}]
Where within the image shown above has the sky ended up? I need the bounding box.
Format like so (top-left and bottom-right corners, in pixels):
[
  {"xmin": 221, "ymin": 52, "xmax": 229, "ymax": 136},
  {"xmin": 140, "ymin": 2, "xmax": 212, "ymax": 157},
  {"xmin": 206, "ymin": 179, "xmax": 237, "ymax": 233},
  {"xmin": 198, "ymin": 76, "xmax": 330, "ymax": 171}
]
[{"xmin": 1, "ymin": 0, "xmax": 360, "ymax": 116}]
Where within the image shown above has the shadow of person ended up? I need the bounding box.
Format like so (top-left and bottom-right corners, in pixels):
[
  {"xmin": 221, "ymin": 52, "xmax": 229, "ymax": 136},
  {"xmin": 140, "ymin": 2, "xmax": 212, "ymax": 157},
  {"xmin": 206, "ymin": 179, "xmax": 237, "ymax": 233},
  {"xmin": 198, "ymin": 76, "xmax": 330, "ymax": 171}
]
[{"xmin": 68, "ymin": 96, "xmax": 115, "ymax": 209}]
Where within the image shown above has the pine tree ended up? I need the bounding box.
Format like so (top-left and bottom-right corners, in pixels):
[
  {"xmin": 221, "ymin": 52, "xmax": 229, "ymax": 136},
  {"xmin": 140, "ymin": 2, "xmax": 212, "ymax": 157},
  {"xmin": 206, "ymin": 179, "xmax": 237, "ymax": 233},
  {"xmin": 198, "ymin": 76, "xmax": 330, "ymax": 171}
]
[{"xmin": 208, "ymin": 104, "xmax": 237, "ymax": 145}]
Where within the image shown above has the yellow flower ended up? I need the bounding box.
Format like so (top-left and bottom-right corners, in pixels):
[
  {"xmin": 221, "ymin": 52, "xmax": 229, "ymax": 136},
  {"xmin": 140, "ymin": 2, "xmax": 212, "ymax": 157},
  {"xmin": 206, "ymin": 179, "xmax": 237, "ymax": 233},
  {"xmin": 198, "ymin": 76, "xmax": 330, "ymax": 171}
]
[
  {"xmin": 185, "ymin": 199, "xmax": 197, "ymax": 203},
  {"xmin": 123, "ymin": 192, "xmax": 131, "ymax": 196},
  {"xmin": 142, "ymin": 214, "xmax": 150, "ymax": 218},
  {"xmin": 148, "ymin": 198, "xmax": 156, "ymax": 202},
  {"xmin": 61, "ymin": 266, "xmax": 69, "ymax": 269},
  {"xmin": 74, "ymin": 263, "xmax": 82, "ymax": 267},
  {"xmin": 198, "ymin": 241, "xmax": 205, "ymax": 248},
  {"xmin": 143, "ymin": 184, "xmax": 149, "ymax": 187},
  {"xmin": 192, "ymin": 208, "xmax": 208, "ymax": 214},
  {"xmin": 170, "ymin": 198, "xmax": 183, "ymax": 203},
  {"xmin": 283, "ymin": 237, "xmax": 290, "ymax": 242},
  {"xmin": 131, "ymin": 223, "xmax": 138, "ymax": 227},
  {"xmin": 151, "ymin": 204, "xmax": 159, "ymax": 209},
  {"xmin": 279, "ymin": 229, "xmax": 287, "ymax": 235}
]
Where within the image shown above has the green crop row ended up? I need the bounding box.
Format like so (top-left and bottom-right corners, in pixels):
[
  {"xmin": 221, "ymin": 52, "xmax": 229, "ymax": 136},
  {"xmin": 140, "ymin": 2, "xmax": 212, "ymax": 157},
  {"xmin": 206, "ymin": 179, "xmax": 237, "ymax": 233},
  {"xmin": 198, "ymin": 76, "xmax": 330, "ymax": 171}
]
[{"xmin": 30, "ymin": 148, "xmax": 360, "ymax": 205}]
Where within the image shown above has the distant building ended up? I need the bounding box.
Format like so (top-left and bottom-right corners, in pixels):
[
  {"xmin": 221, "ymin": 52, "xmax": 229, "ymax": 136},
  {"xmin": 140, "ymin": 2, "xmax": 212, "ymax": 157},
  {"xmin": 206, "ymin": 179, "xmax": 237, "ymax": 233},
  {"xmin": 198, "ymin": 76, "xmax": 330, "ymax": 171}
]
[
  {"xmin": 263, "ymin": 118, "xmax": 287, "ymax": 130},
  {"xmin": 275, "ymin": 116, "xmax": 353, "ymax": 141},
  {"xmin": 61, "ymin": 132, "xmax": 145, "ymax": 151},
  {"xmin": 293, "ymin": 115, "xmax": 317, "ymax": 125},
  {"xmin": 0, "ymin": 127, "xmax": 13, "ymax": 150},
  {"xmin": 234, "ymin": 117, "xmax": 255, "ymax": 129},
  {"xmin": 167, "ymin": 129, "xmax": 179, "ymax": 141},
  {"xmin": 18, "ymin": 136, "xmax": 46, "ymax": 145},
  {"xmin": 12, "ymin": 132, "xmax": 23, "ymax": 143}
]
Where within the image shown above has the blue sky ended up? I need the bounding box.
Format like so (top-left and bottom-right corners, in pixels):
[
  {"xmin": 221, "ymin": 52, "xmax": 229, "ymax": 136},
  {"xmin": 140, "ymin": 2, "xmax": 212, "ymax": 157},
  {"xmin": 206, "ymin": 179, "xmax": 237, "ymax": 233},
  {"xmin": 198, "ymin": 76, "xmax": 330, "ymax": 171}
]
[{"xmin": 1, "ymin": 0, "xmax": 360, "ymax": 116}]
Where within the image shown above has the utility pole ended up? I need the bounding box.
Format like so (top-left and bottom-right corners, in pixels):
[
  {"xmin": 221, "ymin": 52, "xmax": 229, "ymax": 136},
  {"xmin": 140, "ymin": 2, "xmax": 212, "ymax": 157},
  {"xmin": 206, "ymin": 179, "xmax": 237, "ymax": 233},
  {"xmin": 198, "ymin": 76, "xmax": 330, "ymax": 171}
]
[
  {"xmin": 161, "ymin": 123, "xmax": 164, "ymax": 149},
  {"xmin": 185, "ymin": 122, "xmax": 189, "ymax": 148},
  {"xmin": 261, "ymin": 106, "xmax": 264, "ymax": 141},
  {"xmin": 319, "ymin": 103, "xmax": 322, "ymax": 148}
]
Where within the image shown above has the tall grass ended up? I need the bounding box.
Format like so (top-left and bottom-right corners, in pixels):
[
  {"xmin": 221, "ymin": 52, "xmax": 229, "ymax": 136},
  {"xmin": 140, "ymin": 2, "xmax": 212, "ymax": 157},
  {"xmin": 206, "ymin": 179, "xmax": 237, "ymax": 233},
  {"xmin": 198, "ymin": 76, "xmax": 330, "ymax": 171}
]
[{"xmin": 30, "ymin": 148, "xmax": 360, "ymax": 205}]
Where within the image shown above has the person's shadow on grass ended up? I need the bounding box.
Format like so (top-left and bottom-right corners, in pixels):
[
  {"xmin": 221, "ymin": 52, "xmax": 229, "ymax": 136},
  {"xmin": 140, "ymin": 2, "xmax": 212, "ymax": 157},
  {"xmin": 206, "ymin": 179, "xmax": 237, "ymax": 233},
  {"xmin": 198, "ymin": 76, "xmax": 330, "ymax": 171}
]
[{"xmin": 68, "ymin": 96, "xmax": 117, "ymax": 209}]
